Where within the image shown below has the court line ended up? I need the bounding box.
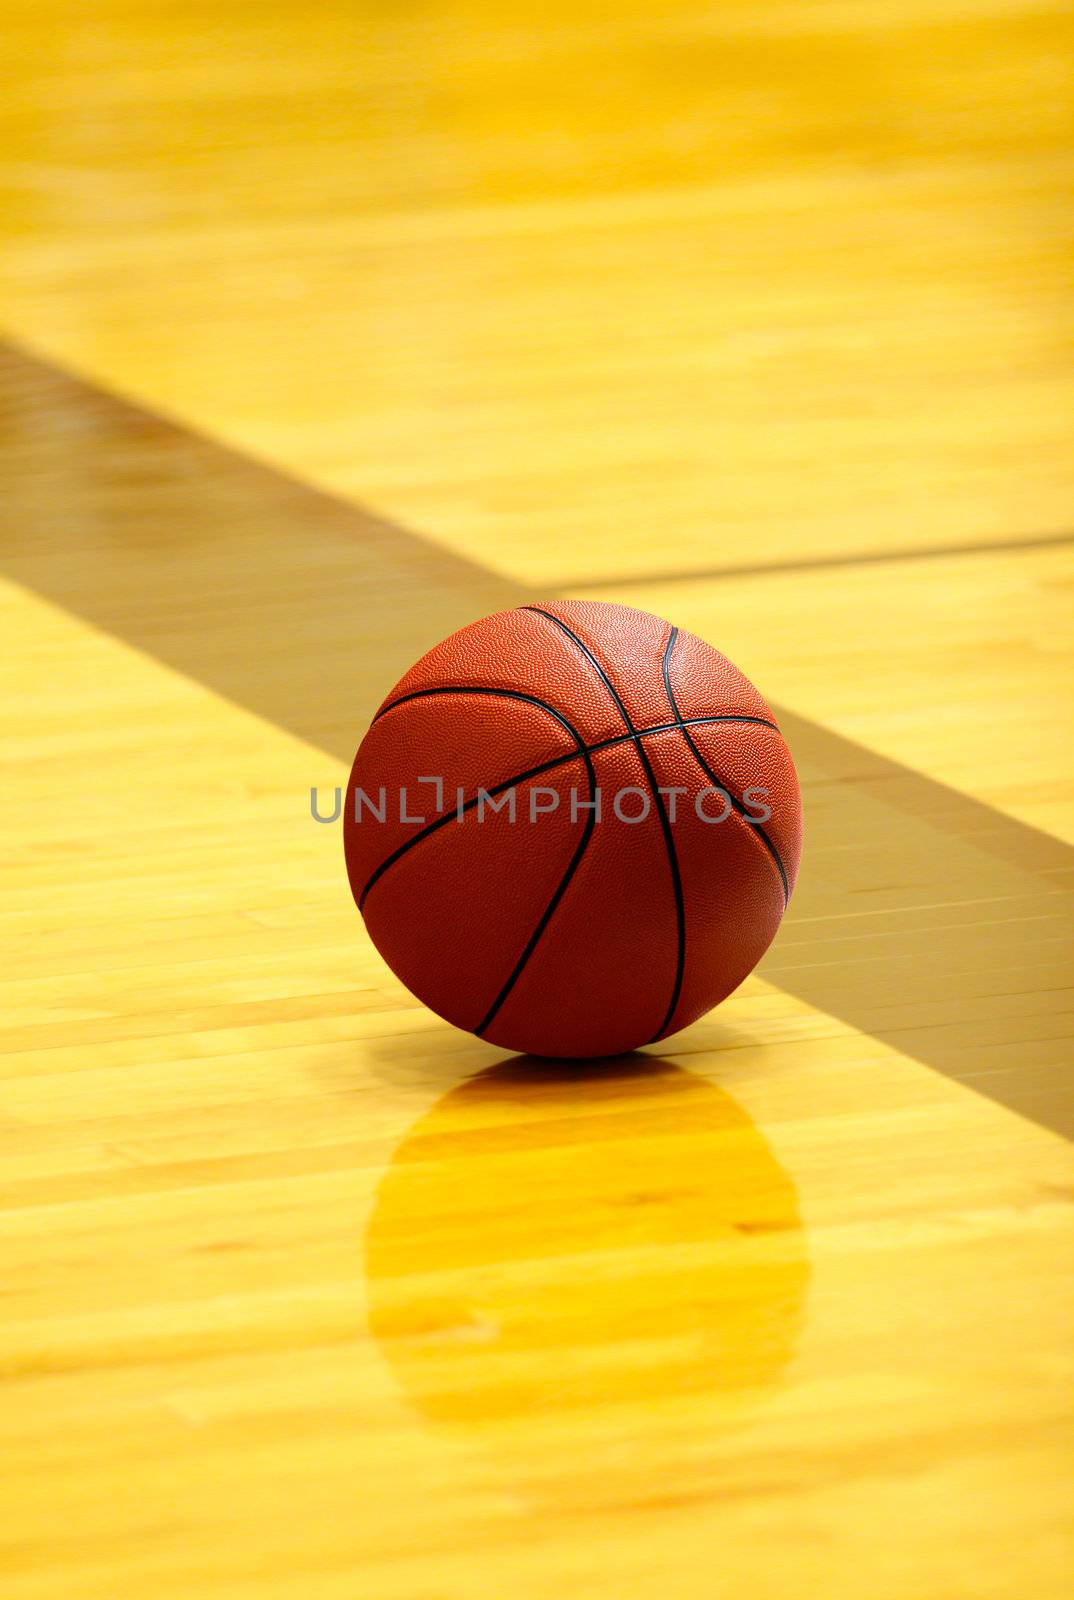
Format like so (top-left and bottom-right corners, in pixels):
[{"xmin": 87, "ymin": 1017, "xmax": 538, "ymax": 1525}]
[
  {"xmin": 1, "ymin": 337, "xmax": 1071, "ymax": 1138},
  {"xmin": 555, "ymin": 529, "xmax": 1074, "ymax": 590}
]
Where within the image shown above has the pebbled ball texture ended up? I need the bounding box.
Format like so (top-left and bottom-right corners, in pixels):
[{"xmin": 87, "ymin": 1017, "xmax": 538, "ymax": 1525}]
[{"xmin": 344, "ymin": 601, "xmax": 802, "ymax": 1058}]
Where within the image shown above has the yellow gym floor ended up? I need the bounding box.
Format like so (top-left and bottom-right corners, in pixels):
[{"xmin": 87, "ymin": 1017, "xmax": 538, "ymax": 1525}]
[{"xmin": 1, "ymin": 4, "xmax": 1072, "ymax": 1596}]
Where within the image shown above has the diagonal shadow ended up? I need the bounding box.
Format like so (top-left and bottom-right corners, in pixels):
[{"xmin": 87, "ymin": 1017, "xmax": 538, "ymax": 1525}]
[
  {"xmin": 2, "ymin": 340, "xmax": 1071, "ymax": 1136},
  {"xmin": 0, "ymin": 340, "xmax": 521, "ymax": 751}
]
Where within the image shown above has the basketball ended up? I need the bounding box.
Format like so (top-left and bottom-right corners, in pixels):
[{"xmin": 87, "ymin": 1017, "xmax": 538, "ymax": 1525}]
[{"xmin": 343, "ymin": 600, "xmax": 802, "ymax": 1057}]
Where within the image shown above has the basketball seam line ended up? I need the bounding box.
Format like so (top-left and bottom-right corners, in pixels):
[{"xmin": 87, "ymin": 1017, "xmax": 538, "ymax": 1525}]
[
  {"xmin": 357, "ymin": 707, "xmax": 777, "ymax": 907},
  {"xmin": 522, "ymin": 605, "xmax": 687, "ymax": 1045},
  {"xmin": 474, "ymin": 736, "xmax": 599, "ymax": 1038},
  {"xmin": 371, "ymin": 686, "xmax": 593, "ymax": 1038},
  {"xmin": 374, "ymin": 684, "xmax": 584, "ymax": 724},
  {"xmin": 661, "ymin": 628, "xmax": 791, "ymax": 907},
  {"xmin": 376, "ymin": 682, "xmax": 778, "ymax": 731}
]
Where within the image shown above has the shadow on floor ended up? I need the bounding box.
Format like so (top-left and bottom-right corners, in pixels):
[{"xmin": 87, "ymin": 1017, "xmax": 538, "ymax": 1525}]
[{"xmin": 2, "ymin": 339, "xmax": 1071, "ymax": 1135}]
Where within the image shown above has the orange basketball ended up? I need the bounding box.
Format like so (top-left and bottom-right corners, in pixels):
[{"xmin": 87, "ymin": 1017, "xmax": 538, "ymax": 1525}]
[{"xmin": 344, "ymin": 601, "xmax": 802, "ymax": 1057}]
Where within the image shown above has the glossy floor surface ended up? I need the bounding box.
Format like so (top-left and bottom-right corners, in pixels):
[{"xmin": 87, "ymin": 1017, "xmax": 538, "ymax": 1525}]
[{"xmin": 1, "ymin": 3, "xmax": 1072, "ymax": 1596}]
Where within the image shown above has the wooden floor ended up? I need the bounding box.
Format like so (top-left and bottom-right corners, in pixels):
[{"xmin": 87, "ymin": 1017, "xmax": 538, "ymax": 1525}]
[{"xmin": 1, "ymin": 2, "xmax": 1073, "ymax": 1596}]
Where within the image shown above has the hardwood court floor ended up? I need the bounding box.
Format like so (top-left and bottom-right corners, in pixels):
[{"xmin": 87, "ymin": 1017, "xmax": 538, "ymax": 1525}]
[{"xmin": 1, "ymin": 3, "xmax": 1072, "ymax": 1597}]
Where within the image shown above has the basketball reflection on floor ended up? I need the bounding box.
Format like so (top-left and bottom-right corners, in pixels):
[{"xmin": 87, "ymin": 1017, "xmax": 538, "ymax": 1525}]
[{"xmin": 365, "ymin": 1055, "xmax": 809, "ymax": 1502}]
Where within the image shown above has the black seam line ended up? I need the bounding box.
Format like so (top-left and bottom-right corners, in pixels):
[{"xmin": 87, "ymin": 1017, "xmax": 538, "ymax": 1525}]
[
  {"xmin": 375, "ymin": 680, "xmax": 775, "ymax": 735},
  {"xmin": 661, "ymin": 629, "xmax": 790, "ymax": 907},
  {"xmin": 362, "ymin": 689, "xmax": 582, "ymax": 893},
  {"xmin": 373, "ymin": 691, "xmax": 595, "ymax": 1039},
  {"xmin": 523, "ymin": 605, "xmax": 687, "ymax": 1045},
  {"xmin": 372, "ymin": 684, "xmax": 599, "ymax": 1038},
  {"xmin": 374, "ymin": 684, "xmax": 575, "ymax": 724},
  {"xmin": 356, "ymin": 710, "xmax": 773, "ymax": 908},
  {"xmin": 474, "ymin": 737, "xmax": 598, "ymax": 1038}
]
